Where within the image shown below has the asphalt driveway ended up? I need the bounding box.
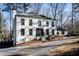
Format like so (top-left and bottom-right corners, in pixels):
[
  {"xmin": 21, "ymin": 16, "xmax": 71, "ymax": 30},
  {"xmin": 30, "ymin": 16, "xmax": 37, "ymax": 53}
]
[{"xmin": 0, "ymin": 37, "xmax": 79, "ymax": 56}]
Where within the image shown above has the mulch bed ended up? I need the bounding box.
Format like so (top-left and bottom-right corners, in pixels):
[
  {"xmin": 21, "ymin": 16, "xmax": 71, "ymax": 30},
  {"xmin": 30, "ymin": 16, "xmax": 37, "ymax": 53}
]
[
  {"xmin": 50, "ymin": 35, "xmax": 64, "ymax": 41},
  {"xmin": 62, "ymin": 48, "xmax": 79, "ymax": 56},
  {"xmin": 17, "ymin": 36, "xmax": 65, "ymax": 46},
  {"xmin": 17, "ymin": 40, "xmax": 42, "ymax": 46},
  {"xmin": 44, "ymin": 42, "xmax": 79, "ymax": 56}
]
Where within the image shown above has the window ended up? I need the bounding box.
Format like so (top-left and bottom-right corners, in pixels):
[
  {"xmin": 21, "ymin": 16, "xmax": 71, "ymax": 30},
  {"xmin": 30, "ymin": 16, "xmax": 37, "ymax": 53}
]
[
  {"xmin": 52, "ymin": 29, "xmax": 54, "ymax": 35},
  {"xmin": 46, "ymin": 29, "xmax": 49, "ymax": 35},
  {"xmin": 52, "ymin": 22, "xmax": 54, "ymax": 27},
  {"xmin": 29, "ymin": 19, "xmax": 32, "ymax": 26},
  {"xmin": 29, "ymin": 29, "xmax": 33, "ymax": 35},
  {"xmin": 21, "ymin": 29, "xmax": 25, "ymax": 36},
  {"xmin": 57, "ymin": 32, "xmax": 59, "ymax": 34},
  {"xmin": 38, "ymin": 20, "xmax": 41, "ymax": 26},
  {"xmin": 21, "ymin": 19, "xmax": 25, "ymax": 25},
  {"xmin": 46, "ymin": 21, "xmax": 49, "ymax": 27}
]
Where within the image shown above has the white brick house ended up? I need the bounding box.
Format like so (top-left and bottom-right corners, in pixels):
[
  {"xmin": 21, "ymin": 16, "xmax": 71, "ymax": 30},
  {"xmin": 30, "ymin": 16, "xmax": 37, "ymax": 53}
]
[{"xmin": 12, "ymin": 9, "xmax": 57, "ymax": 45}]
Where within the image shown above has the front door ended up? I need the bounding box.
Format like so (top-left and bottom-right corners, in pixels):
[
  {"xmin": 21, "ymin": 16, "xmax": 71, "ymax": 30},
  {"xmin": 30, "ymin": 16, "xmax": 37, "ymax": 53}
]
[{"xmin": 36, "ymin": 28, "xmax": 44, "ymax": 36}]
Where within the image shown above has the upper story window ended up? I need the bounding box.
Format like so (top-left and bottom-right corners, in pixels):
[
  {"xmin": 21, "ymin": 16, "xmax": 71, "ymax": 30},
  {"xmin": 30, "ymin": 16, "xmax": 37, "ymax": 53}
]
[
  {"xmin": 21, "ymin": 29, "xmax": 25, "ymax": 36},
  {"xmin": 21, "ymin": 19, "xmax": 25, "ymax": 25},
  {"xmin": 29, "ymin": 29, "xmax": 33, "ymax": 35},
  {"xmin": 52, "ymin": 22, "xmax": 54, "ymax": 27},
  {"xmin": 38, "ymin": 20, "xmax": 41, "ymax": 26},
  {"xmin": 46, "ymin": 21, "xmax": 49, "ymax": 27},
  {"xmin": 29, "ymin": 19, "xmax": 32, "ymax": 26}
]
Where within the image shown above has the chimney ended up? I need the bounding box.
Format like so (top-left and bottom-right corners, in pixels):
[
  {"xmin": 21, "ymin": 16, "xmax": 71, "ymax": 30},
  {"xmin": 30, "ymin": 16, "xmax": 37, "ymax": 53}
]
[
  {"xmin": 11, "ymin": 7, "xmax": 17, "ymax": 19},
  {"xmin": 12, "ymin": 7, "xmax": 17, "ymax": 46}
]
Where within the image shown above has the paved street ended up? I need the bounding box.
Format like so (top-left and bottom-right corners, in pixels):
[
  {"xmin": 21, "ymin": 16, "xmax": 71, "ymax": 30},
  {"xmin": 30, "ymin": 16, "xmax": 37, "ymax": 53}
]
[
  {"xmin": 0, "ymin": 40, "xmax": 66, "ymax": 56},
  {"xmin": 0, "ymin": 37, "xmax": 79, "ymax": 56}
]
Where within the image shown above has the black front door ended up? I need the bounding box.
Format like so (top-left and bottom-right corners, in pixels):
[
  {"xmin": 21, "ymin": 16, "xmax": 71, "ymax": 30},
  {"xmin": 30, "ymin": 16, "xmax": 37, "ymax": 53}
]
[{"xmin": 36, "ymin": 28, "xmax": 44, "ymax": 36}]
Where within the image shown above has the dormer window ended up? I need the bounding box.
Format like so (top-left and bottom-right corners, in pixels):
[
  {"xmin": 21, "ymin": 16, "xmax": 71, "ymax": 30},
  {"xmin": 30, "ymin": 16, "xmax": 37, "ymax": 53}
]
[
  {"xmin": 38, "ymin": 20, "xmax": 41, "ymax": 26},
  {"xmin": 21, "ymin": 19, "xmax": 25, "ymax": 25},
  {"xmin": 46, "ymin": 21, "xmax": 49, "ymax": 27},
  {"xmin": 29, "ymin": 19, "xmax": 32, "ymax": 26}
]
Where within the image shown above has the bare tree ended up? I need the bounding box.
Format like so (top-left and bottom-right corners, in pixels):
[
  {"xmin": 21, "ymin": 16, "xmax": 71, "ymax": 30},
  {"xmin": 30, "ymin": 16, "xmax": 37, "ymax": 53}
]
[
  {"xmin": 29, "ymin": 3, "xmax": 43, "ymax": 14},
  {"xmin": 2, "ymin": 3, "xmax": 30, "ymax": 40},
  {"xmin": 49, "ymin": 3, "xmax": 68, "ymax": 28},
  {"xmin": 16, "ymin": 3, "xmax": 30, "ymax": 13},
  {"xmin": 58, "ymin": 4, "xmax": 66, "ymax": 28},
  {"xmin": 62, "ymin": 3, "xmax": 79, "ymax": 35},
  {"xmin": 41, "ymin": 7, "xmax": 50, "ymax": 17},
  {"xmin": 49, "ymin": 3, "xmax": 61, "ymax": 27},
  {"xmin": 69, "ymin": 3, "xmax": 79, "ymax": 35},
  {"xmin": 49, "ymin": 3, "xmax": 59, "ymax": 19}
]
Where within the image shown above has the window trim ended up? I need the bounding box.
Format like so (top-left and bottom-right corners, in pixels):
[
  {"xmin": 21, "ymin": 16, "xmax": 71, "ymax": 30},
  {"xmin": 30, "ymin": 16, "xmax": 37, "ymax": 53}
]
[
  {"xmin": 46, "ymin": 21, "xmax": 49, "ymax": 27},
  {"xmin": 21, "ymin": 29, "xmax": 25, "ymax": 36},
  {"xmin": 52, "ymin": 21, "xmax": 54, "ymax": 27},
  {"xmin": 38, "ymin": 20, "xmax": 41, "ymax": 26},
  {"xmin": 29, "ymin": 29, "xmax": 33, "ymax": 35},
  {"xmin": 29, "ymin": 19, "xmax": 32, "ymax": 26},
  {"xmin": 21, "ymin": 18, "xmax": 25, "ymax": 25}
]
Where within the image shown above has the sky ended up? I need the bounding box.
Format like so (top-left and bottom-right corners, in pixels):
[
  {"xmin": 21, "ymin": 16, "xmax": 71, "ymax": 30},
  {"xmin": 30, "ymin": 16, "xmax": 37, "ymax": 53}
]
[{"xmin": 0, "ymin": 3, "xmax": 72, "ymax": 30}]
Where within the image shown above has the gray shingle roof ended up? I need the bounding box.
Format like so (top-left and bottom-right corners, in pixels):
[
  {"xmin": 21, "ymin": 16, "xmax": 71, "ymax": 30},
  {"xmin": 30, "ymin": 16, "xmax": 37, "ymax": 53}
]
[{"xmin": 16, "ymin": 13, "xmax": 55, "ymax": 20}]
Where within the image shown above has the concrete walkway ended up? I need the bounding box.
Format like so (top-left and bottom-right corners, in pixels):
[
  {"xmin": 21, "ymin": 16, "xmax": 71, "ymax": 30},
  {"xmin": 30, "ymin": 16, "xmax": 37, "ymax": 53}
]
[{"xmin": 0, "ymin": 38, "xmax": 79, "ymax": 56}]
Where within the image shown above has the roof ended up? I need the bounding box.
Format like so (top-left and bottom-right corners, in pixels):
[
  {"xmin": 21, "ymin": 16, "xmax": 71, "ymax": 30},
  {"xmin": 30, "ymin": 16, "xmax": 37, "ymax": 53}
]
[{"xmin": 16, "ymin": 13, "xmax": 55, "ymax": 20}]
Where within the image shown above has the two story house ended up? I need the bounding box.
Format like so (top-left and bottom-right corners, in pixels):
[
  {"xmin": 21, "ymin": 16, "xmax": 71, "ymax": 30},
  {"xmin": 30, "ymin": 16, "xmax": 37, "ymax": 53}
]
[{"xmin": 12, "ymin": 9, "xmax": 57, "ymax": 45}]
